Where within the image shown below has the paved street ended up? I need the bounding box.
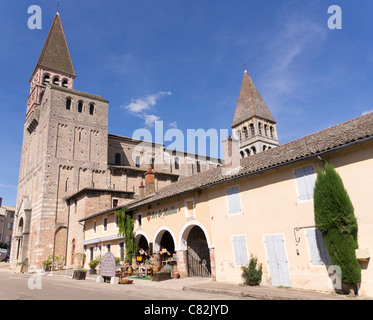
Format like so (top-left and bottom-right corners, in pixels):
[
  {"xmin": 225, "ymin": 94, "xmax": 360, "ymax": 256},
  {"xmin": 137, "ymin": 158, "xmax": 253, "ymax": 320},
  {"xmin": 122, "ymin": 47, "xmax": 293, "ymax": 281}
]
[
  {"xmin": 0, "ymin": 264, "xmax": 236, "ymax": 300},
  {"xmin": 0, "ymin": 263, "xmax": 367, "ymax": 301}
]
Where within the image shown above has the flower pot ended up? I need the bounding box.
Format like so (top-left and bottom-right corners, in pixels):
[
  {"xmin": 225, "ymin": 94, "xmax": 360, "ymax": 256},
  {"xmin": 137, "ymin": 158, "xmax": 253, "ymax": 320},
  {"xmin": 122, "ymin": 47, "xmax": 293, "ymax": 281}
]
[
  {"xmin": 119, "ymin": 279, "xmax": 133, "ymax": 285},
  {"xmin": 152, "ymin": 272, "xmax": 171, "ymax": 282},
  {"xmin": 73, "ymin": 270, "xmax": 87, "ymax": 280},
  {"xmin": 89, "ymin": 269, "xmax": 97, "ymax": 275}
]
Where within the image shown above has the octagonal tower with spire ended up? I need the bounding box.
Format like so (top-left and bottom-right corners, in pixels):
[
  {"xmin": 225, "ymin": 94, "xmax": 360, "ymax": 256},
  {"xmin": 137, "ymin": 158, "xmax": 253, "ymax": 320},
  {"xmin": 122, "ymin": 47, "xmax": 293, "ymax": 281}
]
[{"xmin": 231, "ymin": 70, "xmax": 279, "ymax": 158}]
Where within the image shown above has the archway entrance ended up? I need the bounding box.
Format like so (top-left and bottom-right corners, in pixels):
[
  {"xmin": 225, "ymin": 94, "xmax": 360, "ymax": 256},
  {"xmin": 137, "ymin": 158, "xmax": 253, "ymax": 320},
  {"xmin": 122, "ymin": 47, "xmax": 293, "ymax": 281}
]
[
  {"xmin": 187, "ymin": 226, "xmax": 211, "ymax": 277},
  {"xmin": 159, "ymin": 231, "xmax": 175, "ymax": 261},
  {"xmin": 135, "ymin": 234, "xmax": 149, "ymax": 263},
  {"xmin": 16, "ymin": 218, "xmax": 24, "ymax": 261}
]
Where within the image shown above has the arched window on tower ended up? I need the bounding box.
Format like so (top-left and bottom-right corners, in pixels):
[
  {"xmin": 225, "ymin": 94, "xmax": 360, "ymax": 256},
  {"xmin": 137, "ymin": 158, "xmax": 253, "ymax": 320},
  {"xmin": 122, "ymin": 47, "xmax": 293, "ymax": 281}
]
[
  {"xmin": 263, "ymin": 145, "xmax": 267, "ymax": 152},
  {"xmin": 115, "ymin": 153, "xmax": 121, "ymax": 165},
  {"xmin": 62, "ymin": 79, "xmax": 68, "ymax": 88},
  {"xmin": 245, "ymin": 149, "xmax": 250, "ymax": 157},
  {"xmin": 53, "ymin": 77, "xmax": 59, "ymax": 85},
  {"xmin": 240, "ymin": 151, "xmax": 245, "ymax": 159},
  {"xmin": 243, "ymin": 127, "xmax": 248, "ymax": 139},
  {"xmin": 89, "ymin": 104, "xmax": 95, "ymax": 115},
  {"xmin": 250, "ymin": 123, "xmax": 255, "ymax": 136},
  {"xmin": 251, "ymin": 146, "xmax": 257, "ymax": 155},
  {"xmin": 135, "ymin": 156, "xmax": 141, "ymax": 168},
  {"xmin": 43, "ymin": 74, "xmax": 50, "ymax": 85},
  {"xmin": 270, "ymin": 126, "xmax": 274, "ymax": 139},
  {"xmin": 66, "ymin": 98, "xmax": 72, "ymax": 110},
  {"xmin": 258, "ymin": 122, "xmax": 262, "ymax": 135},
  {"xmin": 175, "ymin": 157, "xmax": 180, "ymax": 170},
  {"xmin": 78, "ymin": 101, "xmax": 83, "ymax": 113},
  {"xmin": 264, "ymin": 124, "xmax": 268, "ymax": 137}
]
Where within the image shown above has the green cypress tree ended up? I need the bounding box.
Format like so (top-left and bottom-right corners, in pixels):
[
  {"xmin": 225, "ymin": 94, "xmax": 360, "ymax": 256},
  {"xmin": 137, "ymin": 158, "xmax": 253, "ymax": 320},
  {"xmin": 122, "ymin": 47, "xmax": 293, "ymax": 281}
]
[{"xmin": 314, "ymin": 162, "xmax": 361, "ymax": 292}]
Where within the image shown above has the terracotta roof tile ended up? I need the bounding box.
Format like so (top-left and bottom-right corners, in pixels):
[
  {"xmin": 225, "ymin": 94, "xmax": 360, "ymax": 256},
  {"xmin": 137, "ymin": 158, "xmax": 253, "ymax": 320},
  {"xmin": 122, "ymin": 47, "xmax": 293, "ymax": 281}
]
[{"xmin": 126, "ymin": 112, "xmax": 373, "ymax": 210}]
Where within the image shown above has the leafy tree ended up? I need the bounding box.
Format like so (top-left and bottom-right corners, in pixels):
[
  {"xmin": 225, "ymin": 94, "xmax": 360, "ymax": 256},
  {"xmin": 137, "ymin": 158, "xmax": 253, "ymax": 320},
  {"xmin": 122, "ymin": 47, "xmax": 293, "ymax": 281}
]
[
  {"xmin": 116, "ymin": 208, "xmax": 136, "ymax": 264},
  {"xmin": 314, "ymin": 162, "xmax": 361, "ymax": 293}
]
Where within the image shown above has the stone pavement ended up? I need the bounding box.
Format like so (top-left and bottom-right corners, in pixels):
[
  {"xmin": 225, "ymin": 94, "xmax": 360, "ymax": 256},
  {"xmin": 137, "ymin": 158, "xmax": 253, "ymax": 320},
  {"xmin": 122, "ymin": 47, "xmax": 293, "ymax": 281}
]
[{"xmin": 0, "ymin": 262, "xmax": 369, "ymax": 300}]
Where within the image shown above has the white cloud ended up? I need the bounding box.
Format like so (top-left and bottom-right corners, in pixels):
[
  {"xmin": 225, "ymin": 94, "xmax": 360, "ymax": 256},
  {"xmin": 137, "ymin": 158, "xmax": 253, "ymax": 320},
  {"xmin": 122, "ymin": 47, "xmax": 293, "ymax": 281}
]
[
  {"xmin": 143, "ymin": 114, "xmax": 161, "ymax": 127},
  {"xmin": 122, "ymin": 91, "xmax": 172, "ymax": 127},
  {"xmin": 169, "ymin": 121, "xmax": 178, "ymax": 128},
  {"xmin": 123, "ymin": 91, "xmax": 172, "ymax": 114}
]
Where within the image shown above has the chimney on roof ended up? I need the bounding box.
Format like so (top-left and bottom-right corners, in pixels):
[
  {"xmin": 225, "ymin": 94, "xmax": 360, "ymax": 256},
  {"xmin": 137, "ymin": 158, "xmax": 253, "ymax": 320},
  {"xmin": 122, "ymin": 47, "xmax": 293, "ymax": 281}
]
[
  {"xmin": 139, "ymin": 180, "xmax": 145, "ymax": 198},
  {"xmin": 222, "ymin": 136, "xmax": 240, "ymax": 174},
  {"xmin": 144, "ymin": 165, "xmax": 155, "ymax": 195}
]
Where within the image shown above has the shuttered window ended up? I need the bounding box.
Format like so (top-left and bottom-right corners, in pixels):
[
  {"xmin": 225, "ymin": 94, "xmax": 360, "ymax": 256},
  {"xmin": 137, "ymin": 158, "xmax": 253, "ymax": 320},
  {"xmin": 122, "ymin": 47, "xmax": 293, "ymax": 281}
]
[
  {"xmin": 306, "ymin": 228, "xmax": 332, "ymax": 265},
  {"xmin": 232, "ymin": 235, "xmax": 249, "ymax": 266},
  {"xmin": 226, "ymin": 186, "xmax": 242, "ymax": 215},
  {"xmin": 294, "ymin": 166, "xmax": 315, "ymax": 201}
]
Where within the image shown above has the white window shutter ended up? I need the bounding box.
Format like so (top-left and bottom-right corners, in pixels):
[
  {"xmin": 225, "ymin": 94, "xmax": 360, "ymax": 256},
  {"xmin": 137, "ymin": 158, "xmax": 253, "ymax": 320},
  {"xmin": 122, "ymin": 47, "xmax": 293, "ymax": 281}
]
[
  {"xmin": 295, "ymin": 166, "xmax": 315, "ymax": 200},
  {"xmin": 295, "ymin": 168, "xmax": 307, "ymax": 200},
  {"xmin": 304, "ymin": 166, "xmax": 315, "ymax": 199},
  {"xmin": 226, "ymin": 186, "xmax": 242, "ymax": 214},
  {"xmin": 232, "ymin": 236, "xmax": 248, "ymax": 265},
  {"xmin": 306, "ymin": 228, "xmax": 331, "ymax": 265}
]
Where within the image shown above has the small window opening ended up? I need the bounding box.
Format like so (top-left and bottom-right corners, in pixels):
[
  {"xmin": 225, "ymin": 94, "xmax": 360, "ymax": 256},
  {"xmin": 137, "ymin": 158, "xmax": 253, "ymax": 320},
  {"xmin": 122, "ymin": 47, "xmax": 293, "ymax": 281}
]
[
  {"xmin": 66, "ymin": 98, "xmax": 71, "ymax": 110},
  {"xmin": 89, "ymin": 104, "xmax": 94, "ymax": 115}
]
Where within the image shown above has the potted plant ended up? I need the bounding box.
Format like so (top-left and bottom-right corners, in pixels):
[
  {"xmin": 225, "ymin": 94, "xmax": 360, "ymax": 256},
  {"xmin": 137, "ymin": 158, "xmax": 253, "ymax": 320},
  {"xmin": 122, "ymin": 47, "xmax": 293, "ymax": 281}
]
[
  {"xmin": 152, "ymin": 265, "xmax": 172, "ymax": 282},
  {"xmin": 42, "ymin": 258, "xmax": 52, "ymax": 272},
  {"xmin": 88, "ymin": 259, "xmax": 100, "ymax": 275},
  {"xmin": 73, "ymin": 269, "xmax": 87, "ymax": 280},
  {"xmin": 241, "ymin": 255, "xmax": 263, "ymax": 286}
]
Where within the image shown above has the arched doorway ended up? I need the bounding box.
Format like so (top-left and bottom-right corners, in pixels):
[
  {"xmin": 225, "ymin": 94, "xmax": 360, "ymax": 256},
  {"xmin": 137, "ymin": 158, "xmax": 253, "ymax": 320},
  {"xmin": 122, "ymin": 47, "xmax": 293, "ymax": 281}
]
[
  {"xmin": 154, "ymin": 228, "xmax": 176, "ymax": 262},
  {"xmin": 135, "ymin": 234, "xmax": 149, "ymax": 263},
  {"xmin": 16, "ymin": 218, "xmax": 24, "ymax": 260},
  {"xmin": 186, "ymin": 226, "xmax": 211, "ymax": 277}
]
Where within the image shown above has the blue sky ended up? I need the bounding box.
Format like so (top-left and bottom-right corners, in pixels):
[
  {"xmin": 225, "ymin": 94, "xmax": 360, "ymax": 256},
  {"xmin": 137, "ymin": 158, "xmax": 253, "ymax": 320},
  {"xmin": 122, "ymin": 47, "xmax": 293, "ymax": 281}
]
[{"xmin": 1, "ymin": 0, "xmax": 373, "ymax": 206}]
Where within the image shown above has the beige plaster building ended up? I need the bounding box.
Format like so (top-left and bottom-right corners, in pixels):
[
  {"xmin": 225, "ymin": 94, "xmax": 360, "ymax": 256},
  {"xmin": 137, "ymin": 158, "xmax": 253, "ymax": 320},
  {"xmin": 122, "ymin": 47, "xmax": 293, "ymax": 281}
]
[{"xmin": 80, "ymin": 66, "xmax": 373, "ymax": 296}]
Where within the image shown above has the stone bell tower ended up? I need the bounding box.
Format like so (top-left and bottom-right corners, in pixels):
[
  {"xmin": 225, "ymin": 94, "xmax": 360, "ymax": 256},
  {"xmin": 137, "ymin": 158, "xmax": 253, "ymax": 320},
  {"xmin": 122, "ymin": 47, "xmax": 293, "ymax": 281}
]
[
  {"xmin": 11, "ymin": 13, "xmax": 109, "ymax": 268},
  {"xmin": 231, "ymin": 70, "xmax": 279, "ymax": 158},
  {"xmin": 27, "ymin": 13, "xmax": 76, "ymax": 121}
]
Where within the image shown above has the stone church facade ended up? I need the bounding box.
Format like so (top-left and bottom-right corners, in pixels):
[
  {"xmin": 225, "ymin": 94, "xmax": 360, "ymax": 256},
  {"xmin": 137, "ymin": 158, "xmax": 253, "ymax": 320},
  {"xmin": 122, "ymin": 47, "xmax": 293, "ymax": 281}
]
[{"xmin": 10, "ymin": 13, "xmax": 221, "ymax": 268}]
